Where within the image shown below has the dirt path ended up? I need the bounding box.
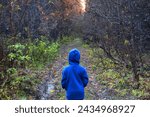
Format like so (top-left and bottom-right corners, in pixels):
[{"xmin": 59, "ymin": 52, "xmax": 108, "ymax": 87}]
[
  {"xmin": 35, "ymin": 38, "xmax": 135, "ymax": 100},
  {"xmin": 35, "ymin": 38, "xmax": 101, "ymax": 100},
  {"xmin": 48, "ymin": 38, "xmax": 101, "ymax": 100}
]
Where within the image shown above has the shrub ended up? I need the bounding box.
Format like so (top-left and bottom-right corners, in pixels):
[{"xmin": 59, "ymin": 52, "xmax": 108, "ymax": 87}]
[
  {"xmin": 8, "ymin": 43, "xmax": 31, "ymax": 68},
  {"xmin": 27, "ymin": 40, "xmax": 59, "ymax": 68}
]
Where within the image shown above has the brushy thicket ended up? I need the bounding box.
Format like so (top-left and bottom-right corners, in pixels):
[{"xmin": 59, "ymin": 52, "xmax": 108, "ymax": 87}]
[
  {"xmin": 83, "ymin": 0, "xmax": 150, "ymax": 91},
  {"xmin": 0, "ymin": 36, "xmax": 60, "ymax": 99}
]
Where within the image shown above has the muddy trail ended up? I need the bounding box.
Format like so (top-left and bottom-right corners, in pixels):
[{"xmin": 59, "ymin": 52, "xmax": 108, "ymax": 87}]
[{"xmin": 35, "ymin": 38, "xmax": 135, "ymax": 100}]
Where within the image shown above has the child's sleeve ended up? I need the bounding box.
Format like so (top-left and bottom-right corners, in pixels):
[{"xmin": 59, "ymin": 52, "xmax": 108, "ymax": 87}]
[
  {"xmin": 81, "ymin": 68, "xmax": 89, "ymax": 87},
  {"xmin": 61, "ymin": 68, "xmax": 67, "ymax": 89}
]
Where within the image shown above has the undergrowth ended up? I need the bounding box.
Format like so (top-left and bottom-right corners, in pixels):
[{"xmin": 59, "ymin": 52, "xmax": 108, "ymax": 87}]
[
  {"xmin": 83, "ymin": 43, "xmax": 150, "ymax": 99},
  {"xmin": 0, "ymin": 36, "xmax": 62, "ymax": 99}
]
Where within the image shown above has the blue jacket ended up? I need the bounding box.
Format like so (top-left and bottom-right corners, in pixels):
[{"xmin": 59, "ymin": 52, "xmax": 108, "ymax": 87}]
[{"xmin": 61, "ymin": 48, "xmax": 88, "ymax": 100}]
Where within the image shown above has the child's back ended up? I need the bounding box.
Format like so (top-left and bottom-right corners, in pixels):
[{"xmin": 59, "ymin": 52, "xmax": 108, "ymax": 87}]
[{"xmin": 61, "ymin": 48, "xmax": 88, "ymax": 100}]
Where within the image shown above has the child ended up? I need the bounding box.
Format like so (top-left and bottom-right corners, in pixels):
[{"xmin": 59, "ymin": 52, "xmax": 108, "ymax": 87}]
[{"xmin": 61, "ymin": 48, "xmax": 89, "ymax": 100}]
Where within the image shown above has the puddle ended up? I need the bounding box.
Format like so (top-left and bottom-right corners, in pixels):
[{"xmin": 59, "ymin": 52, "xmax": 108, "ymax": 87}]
[
  {"xmin": 35, "ymin": 79, "xmax": 55, "ymax": 100},
  {"xmin": 47, "ymin": 83, "xmax": 55, "ymax": 94}
]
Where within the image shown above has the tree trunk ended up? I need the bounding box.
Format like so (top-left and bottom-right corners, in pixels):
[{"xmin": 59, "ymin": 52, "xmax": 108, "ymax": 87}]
[
  {"xmin": 131, "ymin": 58, "xmax": 140, "ymax": 89},
  {"xmin": 0, "ymin": 45, "xmax": 3, "ymax": 62}
]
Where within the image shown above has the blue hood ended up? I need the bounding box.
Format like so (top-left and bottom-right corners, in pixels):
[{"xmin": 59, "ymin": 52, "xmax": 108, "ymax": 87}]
[{"xmin": 68, "ymin": 48, "xmax": 80, "ymax": 65}]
